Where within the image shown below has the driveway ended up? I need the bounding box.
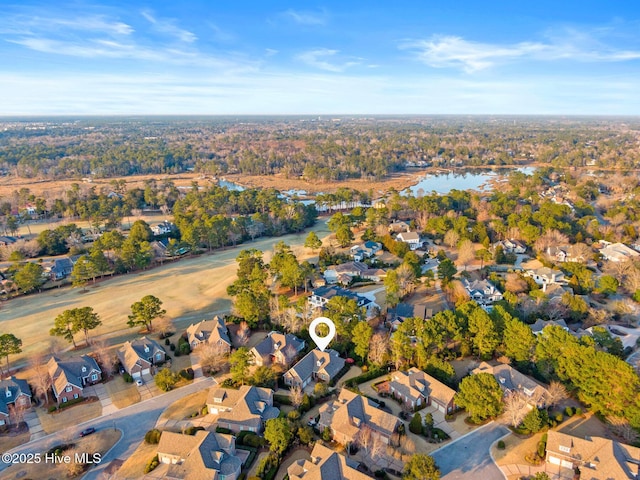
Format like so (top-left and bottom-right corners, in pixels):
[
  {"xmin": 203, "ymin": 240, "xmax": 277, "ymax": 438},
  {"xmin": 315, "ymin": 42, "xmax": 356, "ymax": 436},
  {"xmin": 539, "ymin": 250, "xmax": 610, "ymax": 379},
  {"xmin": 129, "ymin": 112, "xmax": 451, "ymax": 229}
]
[
  {"xmin": 431, "ymin": 422, "xmax": 509, "ymax": 480},
  {"xmin": 24, "ymin": 409, "xmax": 44, "ymax": 441},
  {"xmin": 137, "ymin": 373, "xmax": 162, "ymax": 401},
  {"xmin": 84, "ymin": 382, "xmax": 118, "ymax": 416}
]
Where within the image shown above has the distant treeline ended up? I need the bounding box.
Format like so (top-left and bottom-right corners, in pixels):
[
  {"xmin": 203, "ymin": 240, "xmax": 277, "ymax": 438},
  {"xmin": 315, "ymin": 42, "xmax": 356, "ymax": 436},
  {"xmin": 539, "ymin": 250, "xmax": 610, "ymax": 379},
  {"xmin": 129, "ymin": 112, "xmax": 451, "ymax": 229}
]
[{"xmin": 2, "ymin": 116, "xmax": 640, "ymax": 180}]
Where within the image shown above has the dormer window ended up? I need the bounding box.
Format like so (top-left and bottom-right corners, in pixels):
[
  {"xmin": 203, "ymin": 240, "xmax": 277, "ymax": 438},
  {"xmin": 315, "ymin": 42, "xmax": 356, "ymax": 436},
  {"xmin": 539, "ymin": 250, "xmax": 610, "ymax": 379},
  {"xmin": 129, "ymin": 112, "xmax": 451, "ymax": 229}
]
[
  {"xmin": 352, "ymin": 417, "xmax": 361, "ymax": 427},
  {"xmin": 499, "ymin": 377, "xmax": 506, "ymax": 384},
  {"xmin": 144, "ymin": 346, "xmax": 150, "ymax": 353},
  {"xmin": 82, "ymin": 366, "xmax": 87, "ymax": 373},
  {"xmin": 5, "ymin": 389, "xmax": 11, "ymax": 398},
  {"xmin": 559, "ymin": 445, "xmax": 571, "ymax": 453}
]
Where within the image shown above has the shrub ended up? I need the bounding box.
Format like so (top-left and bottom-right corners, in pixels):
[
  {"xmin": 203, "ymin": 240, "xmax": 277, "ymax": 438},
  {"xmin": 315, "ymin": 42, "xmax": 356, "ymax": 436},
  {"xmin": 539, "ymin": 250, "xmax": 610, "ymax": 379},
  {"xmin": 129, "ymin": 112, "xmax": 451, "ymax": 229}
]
[
  {"xmin": 164, "ymin": 338, "xmax": 171, "ymax": 345},
  {"xmin": 174, "ymin": 349, "xmax": 181, "ymax": 357},
  {"xmin": 409, "ymin": 413, "xmax": 423, "ymax": 434},
  {"xmin": 184, "ymin": 426, "xmax": 205, "ymax": 435},
  {"xmin": 123, "ymin": 372, "xmax": 133, "ymax": 383},
  {"xmin": 575, "ymin": 408, "xmax": 582, "ymax": 416},
  {"xmin": 144, "ymin": 455, "xmax": 159, "ymax": 473},
  {"xmin": 201, "ymin": 406, "xmax": 209, "ymax": 415},
  {"xmin": 215, "ymin": 426, "xmax": 232, "ymax": 434},
  {"xmin": 169, "ymin": 343, "xmax": 176, "ymax": 351},
  {"xmin": 288, "ymin": 410, "xmax": 301, "ymax": 421},
  {"xmin": 555, "ymin": 413, "xmax": 563, "ymax": 422},
  {"xmin": 179, "ymin": 368, "xmax": 195, "ymax": 380},
  {"xmin": 497, "ymin": 440, "xmax": 505, "ymax": 450},
  {"xmin": 145, "ymin": 429, "xmax": 162, "ymax": 444},
  {"xmin": 564, "ymin": 407, "xmax": 574, "ymax": 417},
  {"xmin": 322, "ymin": 427, "xmax": 331, "ymax": 442}
]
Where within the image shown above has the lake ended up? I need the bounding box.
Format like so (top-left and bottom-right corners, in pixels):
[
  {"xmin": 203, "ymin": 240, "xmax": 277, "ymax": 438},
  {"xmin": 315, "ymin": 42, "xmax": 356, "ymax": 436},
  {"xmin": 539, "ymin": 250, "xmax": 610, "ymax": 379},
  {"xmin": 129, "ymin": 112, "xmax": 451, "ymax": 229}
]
[{"xmin": 405, "ymin": 167, "xmax": 535, "ymax": 196}]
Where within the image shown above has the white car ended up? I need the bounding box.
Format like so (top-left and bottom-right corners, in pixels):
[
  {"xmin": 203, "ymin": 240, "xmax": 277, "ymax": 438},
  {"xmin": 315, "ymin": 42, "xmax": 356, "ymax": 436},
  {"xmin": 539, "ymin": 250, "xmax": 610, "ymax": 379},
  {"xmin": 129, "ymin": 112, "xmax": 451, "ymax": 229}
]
[{"xmin": 135, "ymin": 379, "xmax": 144, "ymax": 387}]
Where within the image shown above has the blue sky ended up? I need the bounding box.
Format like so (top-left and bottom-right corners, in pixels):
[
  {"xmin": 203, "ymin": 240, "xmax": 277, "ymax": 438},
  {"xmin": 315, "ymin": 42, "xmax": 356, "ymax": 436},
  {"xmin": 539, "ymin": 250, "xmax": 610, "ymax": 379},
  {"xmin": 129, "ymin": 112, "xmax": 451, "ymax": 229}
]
[{"xmin": 1, "ymin": 1, "xmax": 640, "ymax": 114}]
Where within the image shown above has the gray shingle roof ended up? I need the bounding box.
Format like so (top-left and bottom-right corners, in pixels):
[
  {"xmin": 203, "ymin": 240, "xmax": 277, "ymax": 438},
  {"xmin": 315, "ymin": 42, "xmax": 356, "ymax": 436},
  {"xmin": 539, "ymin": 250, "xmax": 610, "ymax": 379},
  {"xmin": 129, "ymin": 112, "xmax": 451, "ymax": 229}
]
[
  {"xmin": 0, "ymin": 377, "xmax": 31, "ymax": 416},
  {"xmin": 286, "ymin": 349, "xmax": 345, "ymax": 385},
  {"xmin": 47, "ymin": 355, "xmax": 101, "ymax": 396}
]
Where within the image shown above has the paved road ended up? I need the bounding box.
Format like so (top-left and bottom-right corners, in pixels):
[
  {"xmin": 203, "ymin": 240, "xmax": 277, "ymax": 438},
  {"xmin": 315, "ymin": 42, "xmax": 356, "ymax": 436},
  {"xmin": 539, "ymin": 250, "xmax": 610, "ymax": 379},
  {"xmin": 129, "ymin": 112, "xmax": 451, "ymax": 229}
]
[
  {"xmin": 431, "ymin": 422, "xmax": 509, "ymax": 480},
  {"xmin": 0, "ymin": 376, "xmax": 215, "ymax": 480}
]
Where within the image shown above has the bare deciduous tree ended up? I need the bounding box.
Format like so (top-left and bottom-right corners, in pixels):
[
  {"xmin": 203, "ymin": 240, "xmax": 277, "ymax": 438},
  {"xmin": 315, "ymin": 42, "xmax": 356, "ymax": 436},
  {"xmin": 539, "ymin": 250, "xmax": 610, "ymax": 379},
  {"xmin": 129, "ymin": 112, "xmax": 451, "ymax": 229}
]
[
  {"xmin": 545, "ymin": 381, "xmax": 568, "ymax": 410},
  {"xmin": 368, "ymin": 333, "xmax": 389, "ymax": 366},
  {"xmin": 155, "ymin": 316, "xmax": 174, "ymax": 338},
  {"xmin": 197, "ymin": 342, "xmax": 229, "ymax": 375},
  {"xmin": 607, "ymin": 416, "xmax": 639, "ymax": 444},
  {"xmin": 503, "ymin": 392, "xmax": 530, "ymax": 427},
  {"xmin": 30, "ymin": 353, "xmax": 53, "ymax": 406},
  {"xmin": 444, "ymin": 230, "xmax": 460, "ymax": 249},
  {"xmin": 237, "ymin": 321, "xmax": 250, "ymax": 346},
  {"xmin": 534, "ymin": 230, "xmax": 569, "ymax": 256},
  {"xmin": 92, "ymin": 341, "xmax": 117, "ymax": 379},
  {"xmin": 457, "ymin": 239, "xmax": 475, "ymax": 271},
  {"xmin": 290, "ymin": 386, "xmax": 303, "ymax": 409}
]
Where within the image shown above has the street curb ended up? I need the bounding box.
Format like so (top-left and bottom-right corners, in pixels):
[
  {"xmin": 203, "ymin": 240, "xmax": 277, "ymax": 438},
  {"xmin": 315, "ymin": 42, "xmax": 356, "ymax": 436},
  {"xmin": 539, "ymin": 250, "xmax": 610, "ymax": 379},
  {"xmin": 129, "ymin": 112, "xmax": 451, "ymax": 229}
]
[
  {"xmin": 83, "ymin": 427, "xmax": 125, "ymax": 478},
  {"xmin": 429, "ymin": 420, "xmax": 495, "ymax": 455},
  {"xmin": 488, "ymin": 430, "xmax": 512, "ymax": 480}
]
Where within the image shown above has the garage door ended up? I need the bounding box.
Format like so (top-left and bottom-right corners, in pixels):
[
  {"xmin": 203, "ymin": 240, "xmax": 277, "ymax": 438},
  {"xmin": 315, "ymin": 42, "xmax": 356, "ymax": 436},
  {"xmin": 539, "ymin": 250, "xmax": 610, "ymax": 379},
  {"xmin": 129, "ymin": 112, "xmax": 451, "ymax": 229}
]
[
  {"xmin": 561, "ymin": 460, "xmax": 573, "ymax": 469},
  {"xmin": 132, "ymin": 371, "xmax": 141, "ymax": 379},
  {"xmin": 141, "ymin": 368, "xmax": 150, "ymax": 376},
  {"xmin": 437, "ymin": 404, "xmax": 446, "ymax": 414}
]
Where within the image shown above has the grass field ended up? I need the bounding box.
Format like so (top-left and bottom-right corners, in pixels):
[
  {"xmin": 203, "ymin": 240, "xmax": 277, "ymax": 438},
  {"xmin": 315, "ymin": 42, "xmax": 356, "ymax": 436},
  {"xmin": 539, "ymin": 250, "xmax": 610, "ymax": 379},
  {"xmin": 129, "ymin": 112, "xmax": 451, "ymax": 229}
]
[
  {"xmin": 158, "ymin": 390, "xmax": 208, "ymax": 424},
  {"xmin": 0, "ymin": 219, "xmax": 331, "ymax": 367},
  {"xmin": 105, "ymin": 378, "xmax": 141, "ymax": 409},
  {"xmin": 1, "ymin": 429, "xmax": 121, "ymax": 480},
  {"xmin": 36, "ymin": 400, "xmax": 102, "ymax": 435}
]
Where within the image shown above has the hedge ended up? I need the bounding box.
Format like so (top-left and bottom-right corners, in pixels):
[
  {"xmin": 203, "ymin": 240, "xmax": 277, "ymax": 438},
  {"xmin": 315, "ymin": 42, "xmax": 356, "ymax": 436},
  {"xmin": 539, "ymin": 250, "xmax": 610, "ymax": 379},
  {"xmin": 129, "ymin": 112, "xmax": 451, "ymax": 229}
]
[{"xmin": 344, "ymin": 368, "xmax": 386, "ymax": 388}]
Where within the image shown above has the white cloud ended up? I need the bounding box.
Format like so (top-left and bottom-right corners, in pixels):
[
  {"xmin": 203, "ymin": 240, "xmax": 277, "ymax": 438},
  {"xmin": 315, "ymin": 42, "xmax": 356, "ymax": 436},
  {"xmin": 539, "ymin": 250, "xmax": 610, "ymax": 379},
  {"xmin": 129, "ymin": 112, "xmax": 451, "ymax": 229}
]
[
  {"xmin": 0, "ymin": 14, "xmax": 134, "ymax": 36},
  {"xmin": 402, "ymin": 33, "xmax": 640, "ymax": 72},
  {"xmin": 281, "ymin": 9, "xmax": 327, "ymax": 26},
  {"xmin": 141, "ymin": 10, "xmax": 197, "ymax": 43},
  {"xmin": 297, "ymin": 48, "xmax": 361, "ymax": 72}
]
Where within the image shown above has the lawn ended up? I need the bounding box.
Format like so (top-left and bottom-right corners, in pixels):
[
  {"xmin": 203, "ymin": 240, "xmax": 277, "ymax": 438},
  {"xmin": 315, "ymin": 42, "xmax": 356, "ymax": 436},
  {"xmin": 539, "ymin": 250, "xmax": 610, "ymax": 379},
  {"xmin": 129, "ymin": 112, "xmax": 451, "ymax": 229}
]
[
  {"xmin": 0, "ymin": 429, "xmax": 30, "ymax": 453},
  {"xmin": 0, "ymin": 219, "xmax": 331, "ymax": 368},
  {"xmin": 157, "ymin": 390, "xmax": 208, "ymax": 425},
  {"xmin": 36, "ymin": 399, "xmax": 102, "ymax": 435},
  {"xmin": 105, "ymin": 377, "xmax": 141, "ymax": 409},
  {"xmin": 1, "ymin": 428, "xmax": 121, "ymax": 480},
  {"xmin": 113, "ymin": 439, "xmax": 159, "ymax": 479}
]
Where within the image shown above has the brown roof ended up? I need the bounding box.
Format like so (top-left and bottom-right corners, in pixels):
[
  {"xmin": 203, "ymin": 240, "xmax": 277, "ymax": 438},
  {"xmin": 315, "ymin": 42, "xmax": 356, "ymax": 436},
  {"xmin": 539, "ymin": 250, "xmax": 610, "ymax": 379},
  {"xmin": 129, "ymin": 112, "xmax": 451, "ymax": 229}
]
[
  {"xmin": 390, "ymin": 368, "xmax": 456, "ymax": 407},
  {"xmin": 319, "ymin": 389, "xmax": 400, "ymax": 440},
  {"xmin": 288, "ymin": 443, "xmax": 371, "ymax": 480},
  {"xmin": 546, "ymin": 431, "xmax": 640, "ymax": 479},
  {"xmin": 207, "ymin": 386, "xmax": 279, "ymax": 430}
]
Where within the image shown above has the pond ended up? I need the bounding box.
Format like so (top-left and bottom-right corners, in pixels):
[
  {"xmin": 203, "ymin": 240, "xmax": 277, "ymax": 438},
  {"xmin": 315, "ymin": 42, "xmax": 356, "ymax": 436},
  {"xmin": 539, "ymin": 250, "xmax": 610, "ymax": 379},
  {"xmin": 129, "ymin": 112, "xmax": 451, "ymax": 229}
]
[{"xmin": 405, "ymin": 167, "xmax": 536, "ymax": 196}]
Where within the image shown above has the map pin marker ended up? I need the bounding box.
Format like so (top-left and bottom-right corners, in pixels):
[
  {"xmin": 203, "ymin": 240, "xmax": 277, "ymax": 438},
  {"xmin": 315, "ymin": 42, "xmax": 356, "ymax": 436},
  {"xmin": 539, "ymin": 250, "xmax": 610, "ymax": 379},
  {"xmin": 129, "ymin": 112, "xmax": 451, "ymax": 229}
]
[{"xmin": 309, "ymin": 316, "xmax": 336, "ymax": 352}]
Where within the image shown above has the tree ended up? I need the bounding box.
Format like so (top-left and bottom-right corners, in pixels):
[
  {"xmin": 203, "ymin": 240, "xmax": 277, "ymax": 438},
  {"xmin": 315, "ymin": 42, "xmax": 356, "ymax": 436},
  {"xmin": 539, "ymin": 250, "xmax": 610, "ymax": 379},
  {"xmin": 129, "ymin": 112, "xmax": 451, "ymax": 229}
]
[
  {"xmin": 237, "ymin": 321, "xmax": 250, "ymax": 346},
  {"xmin": 596, "ymin": 275, "xmax": 619, "ymax": 296},
  {"xmin": 521, "ymin": 408, "xmax": 545, "ymax": 434},
  {"xmin": 444, "ymin": 230, "xmax": 460, "ymax": 249},
  {"xmin": 457, "ymin": 239, "xmax": 475, "ymax": 270},
  {"xmin": 128, "ymin": 295, "xmax": 166, "ymax": 331},
  {"xmin": 70, "ymin": 255, "xmax": 92, "ymax": 291},
  {"xmin": 368, "ymin": 332, "xmax": 389, "ymax": 366},
  {"xmin": 304, "ymin": 231, "xmax": 322, "ymax": 252},
  {"xmin": 335, "ymin": 224, "xmax": 354, "ymax": 247},
  {"xmin": 250, "ymin": 365, "xmax": 277, "ymax": 389},
  {"xmin": 0, "ymin": 334, "xmax": 22, "ymax": 374},
  {"xmin": 290, "ymin": 386, "xmax": 303, "ymax": 409},
  {"xmin": 352, "ymin": 321, "xmax": 373, "ymax": 361},
  {"xmin": 545, "ymin": 381, "xmax": 568, "ymax": 410},
  {"xmin": 437, "ymin": 258, "xmax": 457, "ymax": 283},
  {"xmin": 403, "ymin": 454, "xmax": 440, "ymax": 480},
  {"xmin": 155, "ymin": 367, "xmax": 178, "ymax": 391},
  {"xmin": 264, "ymin": 417, "xmax": 293, "ymax": 456},
  {"xmin": 30, "ymin": 353, "xmax": 52, "ymax": 405},
  {"xmin": 324, "ymin": 295, "xmax": 366, "ymax": 340},
  {"xmin": 92, "ymin": 341, "xmax": 117, "ymax": 378},
  {"xmin": 503, "ymin": 317, "xmax": 536, "ymax": 362},
  {"xmin": 50, "ymin": 311, "xmax": 81, "ymax": 348},
  {"xmin": 409, "ymin": 413, "xmax": 423, "ymax": 434},
  {"xmin": 229, "ymin": 347, "xmax": 251, "ymax": 385},
  {"xmin": 13, "ymin": 262, "xmax": 44, "ymax": 293},
  {"xmin": 455, "ymin": 373, "xmax": 503, "ymax": 423}
]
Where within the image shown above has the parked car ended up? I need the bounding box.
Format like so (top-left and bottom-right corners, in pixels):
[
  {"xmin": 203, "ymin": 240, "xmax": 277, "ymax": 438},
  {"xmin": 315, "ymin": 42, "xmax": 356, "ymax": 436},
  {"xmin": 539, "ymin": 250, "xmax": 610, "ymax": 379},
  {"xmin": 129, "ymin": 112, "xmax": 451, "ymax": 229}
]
[
  {"xmin": 80, "ymin": 427, "xmax": 96, "ymax": 437},
  {"xmin": 135, "ymin": 379, "xmax": 144, "ymax": 387}
]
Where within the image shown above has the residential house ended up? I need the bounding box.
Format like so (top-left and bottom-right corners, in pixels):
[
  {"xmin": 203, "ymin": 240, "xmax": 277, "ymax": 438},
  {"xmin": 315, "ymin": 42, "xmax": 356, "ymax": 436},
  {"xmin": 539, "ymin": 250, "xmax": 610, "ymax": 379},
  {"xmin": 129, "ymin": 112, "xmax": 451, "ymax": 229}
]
[
  {"xmin": 47, "ymin": 355, "xmax": 102, "ymax": 404},
  {"xmin": 318, "ymin": 389, "xmax": 402, "ymax": 446},
  {"xmin": 186, "ymin": 316, "xmax": 232, "ymax": 353},
  {"xmin": 494, "ymin": 239, "xmax": 527, "ymax": 254},
  {"xmin": 463, "ymin": 279, "xmax": 503, "ymax": 309},
  {"xmin": 599, "ymin": 242, "xmax": 640, "ymax": 263},
  {"xmin": 207, "ymin": 386, "xmax": 279, "ymax": 433},
  {"xmin": 388, "ymin": 220, "xmax": 410, "ymax": 233},
  {"xmin": 288, "ymin": 443, "xmax": 371, "ymax": 480},
  {"xmin": 323, "ymin": 261, "xmax": 386, "ymax": 284},
  {"xmin": 151, "ymin": 220, "xmax": 176, "ymax": 236},
  {"xmin": 525, "ymin": 267, "xmax": 565, "ymax": 287},
  {"xmin": 150, "ymin": 238, "xmax": 169, "ymax": 258},
  {"xmin": 545, "ymin": 431, "xmax": 640, "ymax": 479},
  {"xmin": 47, "ymin": 257, "xmax": 75, "ymax": 280},
  {"xmin": 0, "ymin": 236, "xmax": 16, "ymax": 247},
  {"xmin": 542, "ymin": 283, "xmax": 571, "ymax": 301},
  {"xmin": 472, "ymin": 362, "xmax": 547, "ymax": 407},
  {"xmin": 250, "ymin": 331, "xmax": 305, "ymax": 367},
  {"xmin": 546, "ymin": 245, "xmax": 588, "ymax": 263},
  {"xmin": 117, "ymin": 337, "xmax": 166, "ymax": 379},
  {"xmin": 284, "ymin": 349, "xmax": 346, "ymax": 389},
  {"xmin": 0, "ymin": 377, "xmax": 32, "ymax": 425},
  {"xmin": 530, "ymin": 319, "xmax": 569, "ymax": 336},
  {"xmin": 396, "ymin": 231, "xmax": 422, "ymax": 250},
  {"xmin": 157, "ymin": 430, "xmax": 242, "ymax": 480},
  {"xmin": 386, "ymin": 303, "xmax": 433, "ymax": 330},
  {"xmin": 349, "ymin": 241, "xmax": 382, "ymax": 262},
  {"xmin": 389, "ymin": 368, "xmax": 456, "ymax": 413},
  {"xmin": 308, "ymin": 286, "xmax": 377, "ymax": 316}
]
